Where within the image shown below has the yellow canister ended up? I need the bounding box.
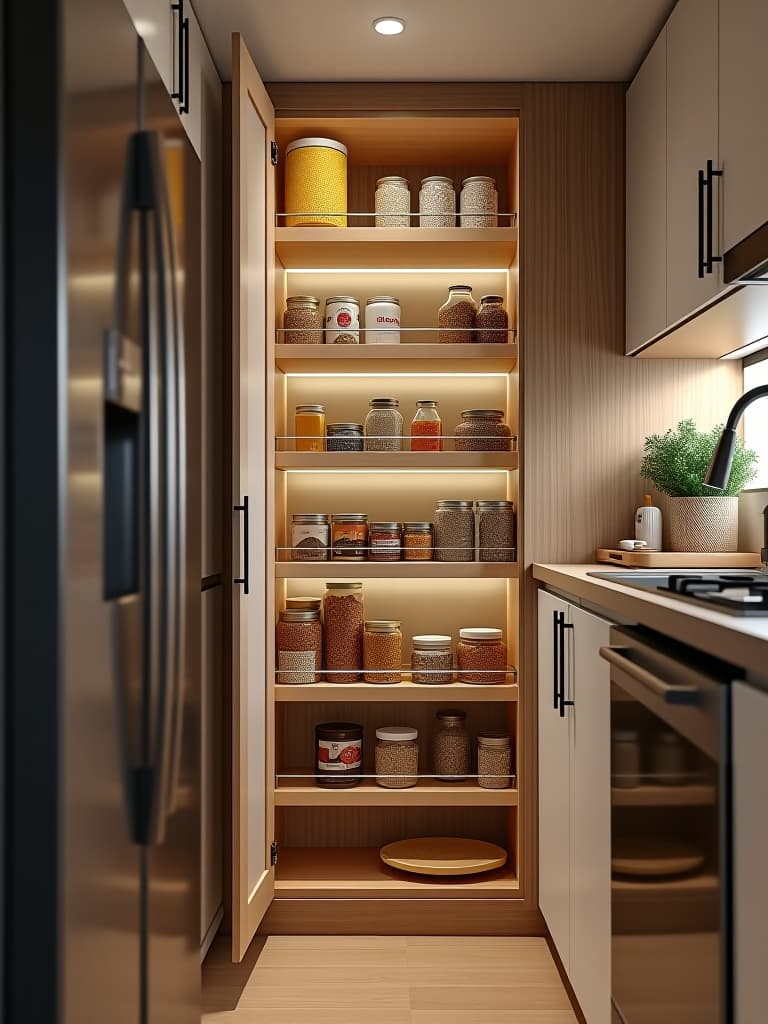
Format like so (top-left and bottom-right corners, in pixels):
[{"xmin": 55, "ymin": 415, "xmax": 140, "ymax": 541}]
[{"xmin": 285, "ymin": 137, "xmax": 348, "ymax": 227}]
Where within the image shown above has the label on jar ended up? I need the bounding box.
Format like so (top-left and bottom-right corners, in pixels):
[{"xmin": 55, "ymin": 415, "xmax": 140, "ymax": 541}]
[
  {"xmin": 365, "ymin": 302, "xmax": 401, "ymax": 345},
  {"xmin": 332, "ymin": 522, "xmax": 367, "ymax": 559},
  {"xmin": 371, "ymin": 536, "xmax": 400, "ymax": 550},
  {"xmin": 292, "ymin": 523, "xmax": 329, "ymax": 549},
  {"xmin": 317, "ymin": 739, "xmax": 362, "ymax": 772},
  {"xmin": 325, "ymin": 300, "xmax": 360, "ymax": 344}
]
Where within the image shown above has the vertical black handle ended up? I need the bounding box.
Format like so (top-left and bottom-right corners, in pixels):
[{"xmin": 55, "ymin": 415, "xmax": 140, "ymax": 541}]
[
  {"xmin": 235, "ymin": 497, "xmax": 250, "ymax": 595},
  {"xmin": 181, "ymin": 14, "xmax": 190, "ymax": 115},
  {"xmin": 705, "ymin": 159, "xmax": 723, "ymax": 275},
  {"xmin": 559, "ymin": 620, "xmax": 574, "ymax": 717},
  {"xmin": 552, "ymin": 610, "xmax": 560, "ymax": 711},
  {"xmin": 697, "ymin": 168, "xmax": 706, "ymax": 279},
  {"xmin": 171, "ymin": 0, "xmax": 188, "ymax": 113}
]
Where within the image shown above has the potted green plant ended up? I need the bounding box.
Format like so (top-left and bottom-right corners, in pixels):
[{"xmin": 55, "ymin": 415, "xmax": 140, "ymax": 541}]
[{"xmin": 640, "ymin": 419, "xmax": 758, "ymax": 552}]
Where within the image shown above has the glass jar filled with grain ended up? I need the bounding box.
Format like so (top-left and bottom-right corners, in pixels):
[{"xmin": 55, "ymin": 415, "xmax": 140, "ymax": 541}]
[
  {"xmin": 419, "ymin": 175, "xmax": 455, "ymax": 228},
  {"xmin": 477, "ymin": 733, "xmax": 513, "ymax": 789},
  {"xmin": 375, "ymin": 726, "xmax": 419, "ymax": 789},
  {"xmin": 438, "ymin": 284, "xmax": 477, "ymax": 344},
  {"xmin": 283, "ymin": 295, "xmax": 323, "ymax": 345},
  {"xmin": 403, "ymin": 522, "xmax": 434, "ymax": 561},
  {"xmin": 411, "ymin": 634, "xmax": 453, "ymax": 683},
  {"xmin": 375, "ymin": 176, "xmax": 411, "ymax": 228},
  {"xmin": 433, "ymin": 499, "xmax": 475, "ymax": 562},
  {"xmin": 363, "ymin": 620, "xmax": 402, "ymax": 684},
  {"xmin": 432, "ymin": 710, "xmax": 471, "ymax": 781},
  {"xmin": 323, "ymin": 581, "xmax": 364, "ymax": 683},
  {"xmin": 364, "ymin": 397, "xmax": 403, "ymax": 451},
  {"xmin": 459, "ymin": 176, "xmax": 498, "ymax": 227},
  {"xmin": 410, "ymin": 399, "xmax": 442, "ymax": 451},
  {"xmin": 326, "ymin": 423, "xmax": 364, "ymax": 452},
  {"xmin": 290, "ymin": 513, "xmax": 330, "ymax": 562},
  {"xmin": 457, "ymin": 627, "xmax": 507, "ymax": 684},
  {"xmin": 476, "ymin": 500, "xmax": 516, "ymax": 562},
  {"xmin": 475, "ymin": 295, "xmax": 509, "ymax": 344},
  {"xmin": 454, "ymin": 409, "xmax": 513, "ymax": 452},
  {"xmin": 276, "ymin": 608, "xmax": 323, "ymax": 684}
]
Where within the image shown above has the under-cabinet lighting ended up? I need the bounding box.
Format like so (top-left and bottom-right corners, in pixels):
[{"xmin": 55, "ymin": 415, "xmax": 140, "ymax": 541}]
[
  {"xmin": 373, "ymin": 16, "xmax": 405, "ymax": 35},
  {"xmin": 284, "ymin": 268, "xmax": 510, "ymax": 275},
  {"xmin": 719, "ymin": 335, "xmax": 768, "ymax": 360},
  {"xmin": 283, "ymin": 468, "xmax": 512, "ymax": 475},
  {"xmin": 283, "ymin": 372, "xmax": 508, "ymax": 379}
]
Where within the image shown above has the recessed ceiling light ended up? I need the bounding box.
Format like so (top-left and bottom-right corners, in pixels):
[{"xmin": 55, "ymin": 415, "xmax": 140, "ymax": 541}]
[{"xmin": 373, "ymin": 16, "xmax": 405, "ymax": 35}]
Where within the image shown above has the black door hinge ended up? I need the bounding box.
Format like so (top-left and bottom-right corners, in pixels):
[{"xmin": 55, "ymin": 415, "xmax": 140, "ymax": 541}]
[
  {"xmin": 270, "ymin": 841, "xmax": 278, "ymax": 866},
  {"xmin": 270, "ymin": 141, "xmax": 279, "ymax": 166}
]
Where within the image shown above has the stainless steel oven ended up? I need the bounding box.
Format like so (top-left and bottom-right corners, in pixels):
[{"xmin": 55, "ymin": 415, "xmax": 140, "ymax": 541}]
[{"xmin": 601, "ymin": 627, "xmax": 736, "ymax": 1024}]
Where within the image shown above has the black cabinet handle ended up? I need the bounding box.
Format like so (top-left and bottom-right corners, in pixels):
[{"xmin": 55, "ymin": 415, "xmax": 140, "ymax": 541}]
[
  {"xmin": 552, "ymin": 610, "xmax": 560, "ymax": 711},
  {"xmin": 171, "ymin": 0, "xmax": 189, "ymax": 114},
  {"xmin": 558, "ymin": 620, "xmax": 574, "ymax": 717},
  {"xmin": 697, "ymin": 168, "xmax": 706, "ymax": 279},
  {"xmin": 234, "ymin": 496, "xmax": 249, "ymax": 594},
  {"xmin": 704, "ymin": 159, "xmax": 722, "ymax": 275}
]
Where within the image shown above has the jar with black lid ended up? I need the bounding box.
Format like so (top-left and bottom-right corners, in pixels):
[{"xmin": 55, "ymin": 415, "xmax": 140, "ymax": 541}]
[
  {"xmin": 326, "ymin": 423, "xmax": 364, "ymax": 452},
  {"xmin": 315, "ymin": 722, "xmax": 364, "ymax": 788}
]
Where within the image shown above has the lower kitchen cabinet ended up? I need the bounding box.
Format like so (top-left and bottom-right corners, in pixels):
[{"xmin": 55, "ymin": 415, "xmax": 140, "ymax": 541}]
[{"xmin": 538, "ymin": 590, "xmax": 611, "ymax": 1024}]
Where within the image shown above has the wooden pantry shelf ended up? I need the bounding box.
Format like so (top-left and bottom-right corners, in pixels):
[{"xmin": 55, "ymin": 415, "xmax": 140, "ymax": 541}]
[
  {"xmin": 275, "ymin": 342, "xmax": 519, "ymax": 373},
  {"xmin": 275, "ymin": 559, "xmax": 519, "ymax": 579},
  {"xmin": 611, "ymin": 784, "xmax": 716, "ymax": 808},
  {"xmin": 275, "ymin": 451, "xmax": 518, "ymax": 470},
  {"xmin": 275, "ymin": 681, "xmax": 519, "ymax": 702},
  {"xmin": 275, "ymin": 776, "xmax": 519, "ymax": 808},
  {"xmin": 274, "ymin": 846, "xmax": 520, "ymax": 900},
  {"xmin": 275, "ymin": 227, "xmax": 518, "ymax": 270}
]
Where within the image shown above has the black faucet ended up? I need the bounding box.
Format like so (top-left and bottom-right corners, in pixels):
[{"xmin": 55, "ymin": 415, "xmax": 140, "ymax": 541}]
[
  {"xmin": 763, "ymin": 505, "xmax": 768, "ymax": 570},
  {"xmin": 703, "ymin": 384, "xmax": 768, "ymax": 491}
]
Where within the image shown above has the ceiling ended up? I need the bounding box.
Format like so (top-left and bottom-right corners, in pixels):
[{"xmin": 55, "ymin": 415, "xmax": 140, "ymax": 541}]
[{"xmin": 193, "ymin": 0, "xmax": 676, "ymax": 84}]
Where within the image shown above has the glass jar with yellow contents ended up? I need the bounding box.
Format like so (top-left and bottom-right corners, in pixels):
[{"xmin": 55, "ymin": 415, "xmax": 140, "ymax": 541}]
[{"xmin": 294, "ymin": 404, "xmax": 326, "ymax": 452}]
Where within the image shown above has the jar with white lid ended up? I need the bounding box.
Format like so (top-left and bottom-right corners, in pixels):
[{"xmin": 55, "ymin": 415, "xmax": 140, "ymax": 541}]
[
  {"xmin": 612, "ymin": 730, "xmax": 641, "ymax": 788},
  {"xmin": 459, "ymin": 175, "xmax": 498, "ymax": 227},
  {"xmin": 365, "ymin": 296, "xmax": 401, "ymax": 345},
  {"xmin": 325, "ymin": 296, "xmax": 360, "ymax": 344},
  {"xmin": 457, "ymin": 627, "xmax": 507, "ymax": 684},
  {"xmin": 375, "ymin": 176, "xmax": 410, "ymax": 228},
  {"xmin": 375, "ymin": 726, "xmax": 419, "ymax": 788},
  {"xmin": 411, "ymin": 634, "xmax": 453, "ymax": 683},
  {"xmin": 419, "ymin": 176, "xmax": 456, "ymax": 228}
]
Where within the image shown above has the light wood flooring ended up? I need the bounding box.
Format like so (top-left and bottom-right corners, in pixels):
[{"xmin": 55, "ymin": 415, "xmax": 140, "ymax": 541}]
[{"xmin": 202, "ymin": 935, "xmax": 578, "ymax": 1023}]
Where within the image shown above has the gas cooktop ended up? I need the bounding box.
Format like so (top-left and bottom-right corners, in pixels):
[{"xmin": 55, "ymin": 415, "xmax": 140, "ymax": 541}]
[{"xmin": 587, "ymin": 570, "xmax": 768, "ymax": 616}]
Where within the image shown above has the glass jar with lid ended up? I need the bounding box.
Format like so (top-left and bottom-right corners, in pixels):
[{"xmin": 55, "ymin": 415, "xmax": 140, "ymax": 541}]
[
  {"xmin": 419, "ymin": 175, "xmax": 456, "ymax": 228},
  {"xmin": 432, "ymin": 710, "xmax": 471, "ymax": 781},
  {"xmin": 459, "ymin": 176, "xmax": 498, "ymax": 228},
  {"xmin": 438, "ymin": 285, "xmax": 477, "ymax": 344},
  {"xmin": 433, "ymin": 499, "xmax": 475, "ymax": 562},
  {"xmin": 411, "ymin": 634, "xmax": 453, "ymax": 683},
  {"xmin": 315, "ymin": 722, "xmax": 363, "ymax": 788},
  {"xmin": 284, "ymin": 295, "xmax": 323, "ymax": 345},
  {"xmin": 323, "ymin": 581, "xmax": 364, "ymax": 683},
  {"xmin": 477, "ymin": 733, "xmax": 513, "ymax": 789},
  {"xmin": 369, "ymin": 522, "xmax": 402, "ymax": 562},
  {"xmin": 375, "ymin": 176, "xmax": 411, "ymax": 228},
  {"xmin": 375, "ymin": 726, "xmax": 419, "ymax": 788},
  {"xmin": 475, "ymin": 295, "xmax": 509, "ymax": 344},
  {"xmin": 364, "ymin": 397, "xmax": 403, "ymax": 451},
  {"xmin": 457, "ymin": 627, "xmax": 507, "ymax": 684},
  {"xmin": 454, "ymin": 409, "xmax": 513, "ymax": 452},
  {"xmin": 363, "ymin": 620, "xmax": 403, "ymax": 683},
  {"xmin": 403, "ymin": 522, "xmax": 434, "ymax": 561},
  {"xmin": 331, "ymin": 513, "xmax": 368, "ymax": 561},
  {"xmin": 410, "ymin": 399, "xmax": 442, "ymax": 452},
  {"xmin": 277, "ymin": 608, "xmax": 323, "ymax": 684},
  {"xmin": 290, "ymin": 513, "xmax": 330, "ymax": 562},
  {"xmin": 324, "ymin": 296, "xmax": 360, "ymax": 344},
  {"xmin": 476, "ymin": 500, "xmax": 516, "ymax": 562},
  {"xmin": 294, "ymin": 404, "xmax": 326, "ymax": 452},
  {"xmin": 326, "ymin": 423, "xmax": 364, "ymax": 452}
]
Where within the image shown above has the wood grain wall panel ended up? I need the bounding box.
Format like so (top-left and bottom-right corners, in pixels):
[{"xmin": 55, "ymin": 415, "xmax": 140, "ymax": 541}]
[
  {"xmin": 267, "ymin": 83, "xmax": 524, "ymax": 116},
  {"xmin": 280, "ymin": 807, "xmax": 508, "ymax": 849}
]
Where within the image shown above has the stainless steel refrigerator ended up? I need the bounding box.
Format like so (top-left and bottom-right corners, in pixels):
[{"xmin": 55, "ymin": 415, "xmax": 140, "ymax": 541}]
[{"xmin": 2, "ymin": 0, "xmax": 201, "ymax": 1021}]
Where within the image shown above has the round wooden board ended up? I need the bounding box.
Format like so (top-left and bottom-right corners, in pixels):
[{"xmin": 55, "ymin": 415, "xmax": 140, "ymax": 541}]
[
  {"xmin": 612, "ymin": 839, "xmax": 705, "ymax": 878},
  {"xmin": 380, "ymin": 837, "xmax": 508, "ymax": 877}
]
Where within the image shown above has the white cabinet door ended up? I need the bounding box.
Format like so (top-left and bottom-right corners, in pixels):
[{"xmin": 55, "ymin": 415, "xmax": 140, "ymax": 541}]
[
  {"xmin": 569, "ymin": 606, "xmax": 612, "ymax": 1024},
  {"xmin": 122, "ymin": 0, "xmax": 174, "ymax": 94},
  {"xmin": 666, "ymin": 0, "xmax": 721, "ymax": 325},
  {"xmin": 626, "ymin": 28, "xmax": 667, "ymax": 354},
  {"xmin": 538, "ymin": 590, "xmax": 572, "ymax": 969},
  {"xmin": 719, "ymin": 0, "xmax": 768, "ymax": 253},
  {"xmin": 732, "ymin": 681, "xmax": 768, "ymax": 1024}
]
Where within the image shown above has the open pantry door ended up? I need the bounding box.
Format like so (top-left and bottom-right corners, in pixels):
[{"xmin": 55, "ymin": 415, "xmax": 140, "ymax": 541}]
[{"xmin": 230, "ymin": 33, "xmax": 275, "ymax": 962}]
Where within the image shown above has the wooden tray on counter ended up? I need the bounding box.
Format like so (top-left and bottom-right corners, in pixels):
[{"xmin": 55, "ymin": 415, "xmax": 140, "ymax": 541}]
[{"xmin": 596, "ymin": 548, "xmax": 762, "ymax": 569}]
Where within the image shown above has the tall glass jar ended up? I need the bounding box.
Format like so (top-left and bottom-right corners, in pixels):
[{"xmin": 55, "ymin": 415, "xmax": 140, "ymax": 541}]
[
  {"xmin": 364, "ymin": 397, "xmax": 403, "ymax": 451},
  {"xmin": 294, "ymin": 403, "xmax": 326, "ymax": 452},
  {"xmin": 432, "ymin": 710, "xmax": 471, "ymax": 781},
  {"xmin": 457, "ymin": 627, "xmax": 507, "ymax": 684},
  {"xmin": 476, "ymin": 500, "xmax": 516, "ymax": 562},
  {"xmin": 410, "ymin": 399, "xmax": 442, "ymax": 451},
  {"xmin": 283, "ymin": 295, "xmax": 323, "ymax": 345},
  {"xmin": 459, "ymin": 175, "xmax": 498, "ymax": 227},
  {"xmin": 433, "ymin": 499, "xmax": 475, "ymax": 562},
  {"xmin": 419, "ymin": 175, "xmax": 456, "ymax": 228},
  {"xmin": 411, "ymin": 634, "xmax": 453, "ymax": 683},
  {"xmin": 477, "ymin": 733, "xmax": 513, "ymax": 789},
  {"xmin": 363, "ymin": 620, "xmax": 402, "ymax": 684},
  {"xmin": 475, "ymin": 295, "xmax": 509, "ymax": 344},
  {"xmin": 276, "ymin": 608, "xmax": 323, "ymax": 684},
  {"xmin": 323, "ymin": 581, "xmax": 364, "ymax": 683},
  {"xmin": 438, "ymin": 285, "xmax": 477, "ymax": 344},
  {"xmin": 375, "ymin": 176, "xmax": 411, "ymax": 228},
  {"xmin": 454, "ymin": 409, "xmax": 513, "ymax": 452}
]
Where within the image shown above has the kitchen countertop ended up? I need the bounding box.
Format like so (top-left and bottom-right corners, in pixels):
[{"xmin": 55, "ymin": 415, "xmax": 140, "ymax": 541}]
[{"xmin": 533, "ymin": 563, "xmax": 768, "ymax": 679}]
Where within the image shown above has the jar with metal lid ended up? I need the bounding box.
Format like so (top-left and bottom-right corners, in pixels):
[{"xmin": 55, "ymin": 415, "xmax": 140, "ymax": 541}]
[
  {"xmin": 284, "ymin": 295, "xmax": 323, "ymax": 345},
  {"xmin": 475, "ymin": 295, "xmax": 509, "ymax": 344},
  {"xmin": 454, "ymin": 409, "xmax": 513, "ymax": 452},
  {"xmin": 325, "ymin": 296, "xmax": 360, "ymax": 344},
  {"xmin": 323, "ymin": 582, "xmax": 364, "ymax": 683},
  {"xmin": 419, "ymin": 175, "xmax": 456, "ymax": 228},
  {"xmin": 612, "ymin": 730, "xmax": 641, "ymax": 789},
  {"xmin": 363, "ymin": 620, "xmax": 402, "ymax": 683},
  {"xmin": 294, "ymin": 404, "xmax": 326, "ymax": 452},
  {"xmin": 438, "ymin": 284, "xmax": 477, "ymax": 344},
  {"xmin": 403, "ymin": 522, "xmax": 434, "ymax": 561},
  {"xmin": 285, "ymin": 595, "xmax": 321, "ymax": 611},
  {"xmin": 326, "ymin": 423, "xmax": 364, "ymax": 452},
  {"xmin": 365, "ymin": 296, "xmax": 401, "ymax": 345},
  {"xmin": 432, "ymin": 710, "xmax": 471, "ymax": 781},
  {"xmin": 477, "ymin": 733, "xmax": 513, "ymax": 789},
  {"xmin": 433, "ymin": 499, "xmax": 475, "ymax": 562},
  {"xmin": 411, "ymin": 634, "xmax": 453, "ymax": 684},
  {"xmin": 277, "ymin": 608, "xmax": 322, "ymax": 684},
  {"xmin": 375, "ymin": 176, "xmax": 411, "ymax": 228},
  {"xmin": 410, "ymin": 399, "xmax": 442, "ymax": 452},
  {"xmin": 457, "ymin": 627, "xmax": 507, "ymax": 684},
  {"xmin": 476, "ymin": 500, "xmax": 516, "ymax": 562},
  {"xmin": 291, "ymin": 513, "xmax": 330, "ymax": 562},
  {"xmin": 369, "ymin": 522, "xmax": 402, "ymax": 562},
  {"xmin": 375, "ymin": 726, "xmax": 419, "ymax": 788},
  {"xmin": 364, "ymin": 397, "xmax": 403, "ymax": 451},
  {"xmin": 315, "ymin": 722, "xmax": 363, "ymax": 788},
  {"xmin": 331, "ymin": 513, "xmax": 368, "ymax": 561},
  {"xmin": 459, "ymin": 175, "xmax": 498, "ymax": 228}
]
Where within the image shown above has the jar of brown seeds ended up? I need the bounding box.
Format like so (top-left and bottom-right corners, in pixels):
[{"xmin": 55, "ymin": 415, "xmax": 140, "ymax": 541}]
[
  {"xmin": 323, "ymin": 581, "xmax": 364, "ymax": 683},
  {"xmin": 476, "ymin": 500, "xmax": 516, "ymax": 562},
  {"xmin": 438, "ymin": 284, "xmax": 477, "ymax": 344},
  {"xmin": 403, "ymin": 522, "xmax": 434, "ymax": 561},
  {"xmin": 433, "ymin": 500, "xmax": 475, "ymax": 562},
  {"xmin": 277, "ymin": 608, "xmax": 322, "ymax": 684},
  {"xmin": 457, "ymin": 627, "xmax": 507, "ymax": 684},
  {"xmin": 475, "ymin": 294, "xmax": 509, "ymax": 343},
  {"xmin": 411, "ymin": 634, "xmax": 453, "ymax": 683},
  {"xmin": 432, "ymin": 710, "xmax": 471, "ymax": 781},
  {"xmin": 454, "ymin": 409, "xmax": 513, "ymax": 452},
  {"xmin": 363, "ymin": 620, "xmax": 402, "ymax": 683},
  {"xmin": 375, "ymin": 726, "xmax": 419, "ymax": 788},
  {"xmin": 477, "ymin": 733, "xmax": 513, "ymax": 789},
  {"xmin": 283, "ymin": 295, "xmax": 323, "ymax": 345}
]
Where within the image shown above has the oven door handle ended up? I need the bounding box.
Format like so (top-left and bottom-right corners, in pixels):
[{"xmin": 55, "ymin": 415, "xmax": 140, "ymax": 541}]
[{"xmin": 599, "ymin": 645, "xmax": 700, "ymax": 705}]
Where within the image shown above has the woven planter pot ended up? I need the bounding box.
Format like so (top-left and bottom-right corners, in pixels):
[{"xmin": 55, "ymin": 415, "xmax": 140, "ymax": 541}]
[{"xmin": 668, "ymin": 496, "xmax": 739, "ymax": 552}]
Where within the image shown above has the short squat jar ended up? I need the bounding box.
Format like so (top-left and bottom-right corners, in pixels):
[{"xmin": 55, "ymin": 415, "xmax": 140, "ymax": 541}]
[
  {"xmin": 459, "ymin": 175, "xmax": 498, "ymax": 228},
  {"xmin": 331, "ymin": 513, "xmax": 368, "ymax": 561},
  {"xmin": 454, "ymin": 409, "xmax": 513, "ymax": 452},
  {"xmin": 326, "ymin": 422, "xmax": 364, "ymax": 452},
  {"xmin": 277, "ymin": 608, "xmax": 322, "ymax": 684},
  {"xmin": 369, "ymin": 521, "xmax": 402, "ymax": 562},
  {"xmin": 315, "ymin": 722, "xmax": 363, "ymax": 789},
  {"xmin": 403, "ymin": 522, "xmax": 434, "ymax": 561},
  {"xmin": 375, "ymin": 176, "xmax": 411, "ymax": 228},
  {"xmin": 419, "ymin": 175, "xmax": 456, "ymax": 228},
  {"xmin": 375, "ymin": 726, "xmax": 419, "ymax": 789},
  {"xmin": 363, "ymin": 620, "xmax": 403, "ymax": 684},
  {"xmin": 476, "ymin": 500, "xmax": 516, "ymax": 562},
  {"xmin": 291, "ymin": 513, "xmax": 330, "ymax": 562},
  {"xmin": 475, "ymin": 294, "xmax": 509, "ymax": 344},
  {"xmin": 364, "ymin": 397, "xmax": 403, "ymax": 451},
  {"xmin": 477, "ymin": 733, "xmax": 513, "ymax": 789},
  {"xmin": 411, "ymin": 634, "xmax": 453, "ymax": 684},
  {"xmin": 433, "ymin": 710, "xmax": 471, "ymax": 781},
  {"xmin": 284, "ymin": 295, "xmax": 323, "ymax": 345},
  {"xmin": 433, "ymin": 499, "xmax": 475, "ymax": 562},
  {"xmin": 457, "ymin": 627, "xmax": 507, "ymax": 684}
]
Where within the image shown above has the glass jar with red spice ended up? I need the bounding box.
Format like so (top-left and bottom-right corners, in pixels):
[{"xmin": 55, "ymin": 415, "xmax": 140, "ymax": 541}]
[
  {"xmin": 410, "ymin": 400, "xmax": 442, "ymax": 451},
  {"xmin": 369, "ymin": 522, "xmax": 402, "ymax": 562}
]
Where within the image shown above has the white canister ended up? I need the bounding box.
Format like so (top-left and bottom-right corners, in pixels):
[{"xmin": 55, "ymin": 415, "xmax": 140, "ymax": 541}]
[
  {"xmin": 365, "ymin": 296, "xmax": 401, "ymax": 345},
  {"xmin": 635, "ymin": 493, "xmax": 663, "ymax": 551},
  {"xmin": 324, "ymin": 296, "xmax": 360, "ymax": 345}
]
